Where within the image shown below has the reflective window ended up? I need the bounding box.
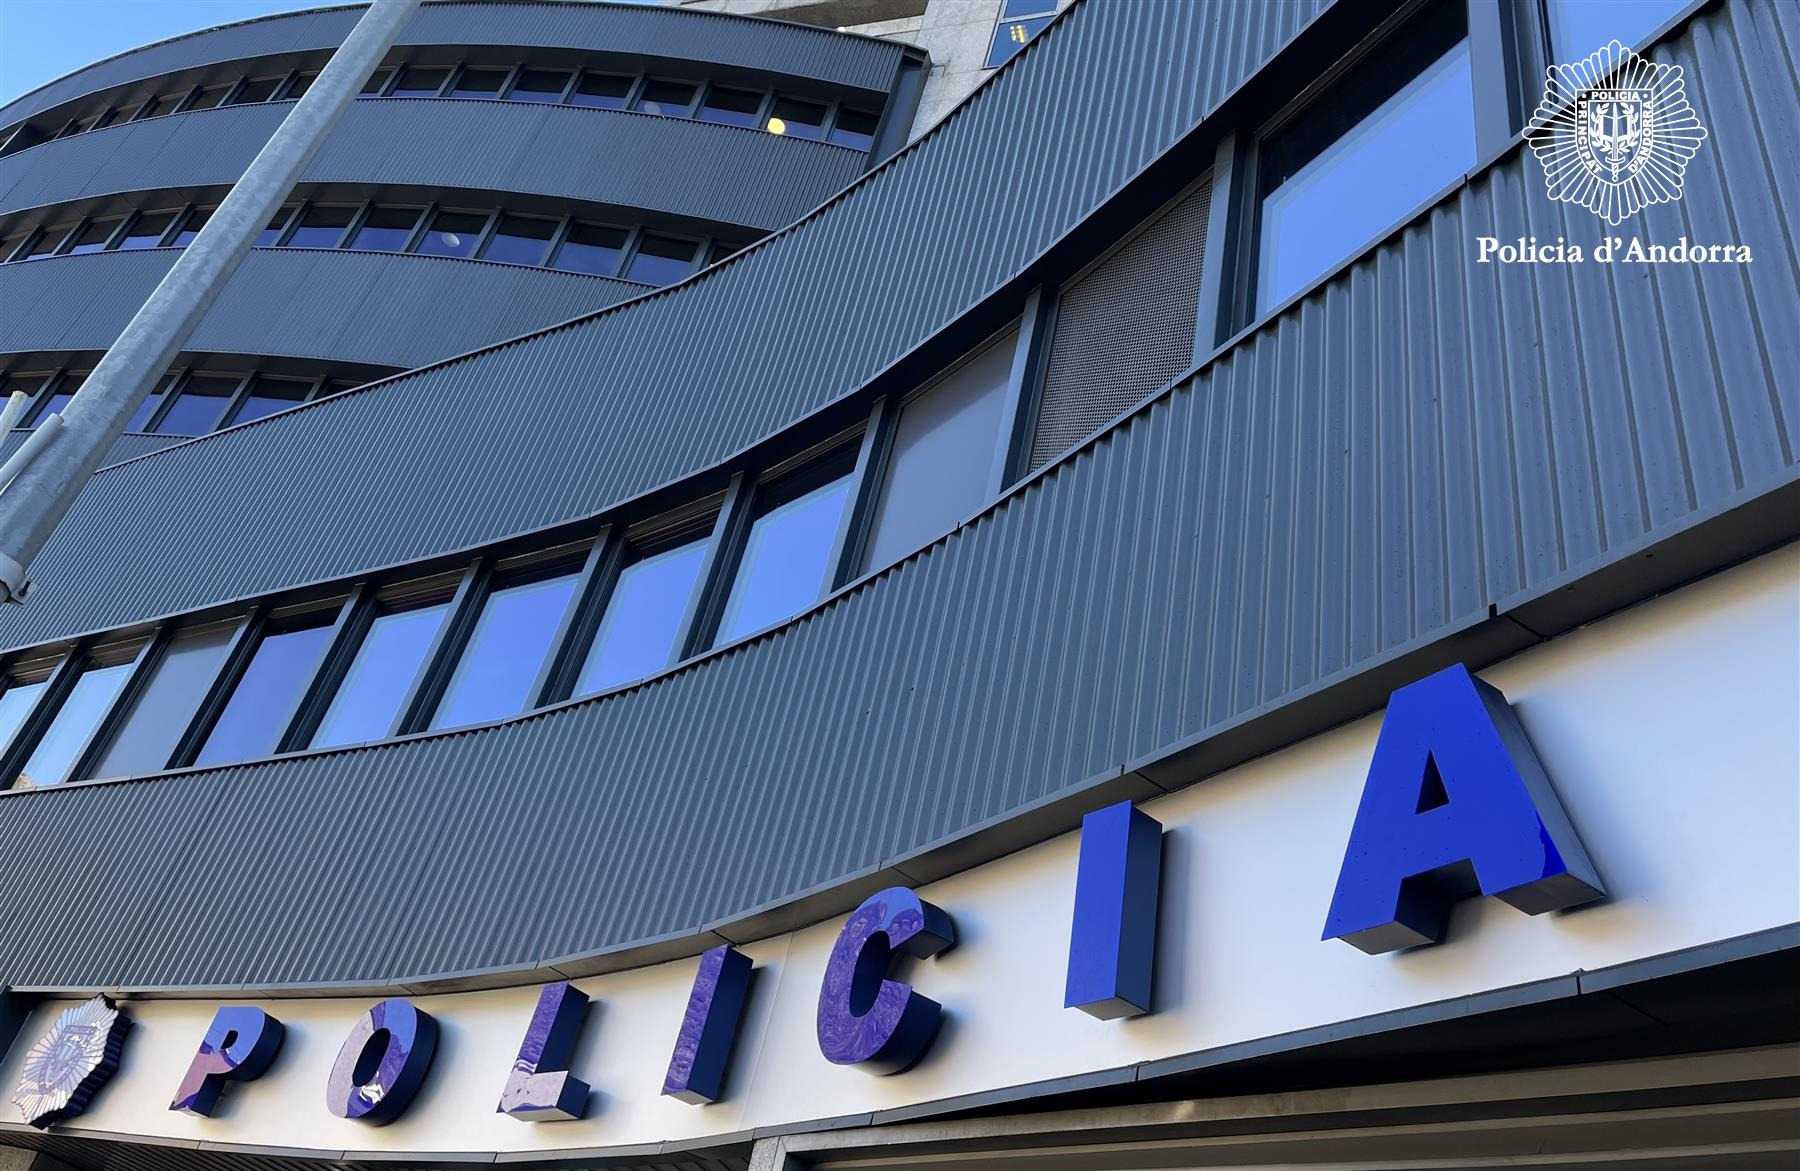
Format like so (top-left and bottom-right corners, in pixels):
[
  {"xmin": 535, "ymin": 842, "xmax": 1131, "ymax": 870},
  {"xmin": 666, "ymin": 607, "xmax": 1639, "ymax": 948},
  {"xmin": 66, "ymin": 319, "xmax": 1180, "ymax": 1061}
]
[
  {"xmin": 1547, "ymin": 0, "xmax": 1687, "ymax": 60},
  {"xmin": 0, "ymin": 669, "xmax": 55, "ymax": 760},
  {"xmin": 452, "ymin": 68, "xmax": 509, "ymax": 98},
  {"xmin": 625, "ymin": 233, "xmax": 698, "ymax": 284},
  {"xmin": 360, "ymin": 67, "xmax": 395, "ymax": 95},
  {"xmin": 64, "ymin": 218, "xmax": 122, "ymax": 255},
  {"xmin": 553, "ymin": 221, "xmax": 627, "ymax": 276},
  {"xmin": 27, "ymin": 372, "xmax": 83, "ymax": 425},
  {"xmin": 113, "ymin": 209, "xmax": 178, "ymax": 250},
  {"xmin": 193, "ymin": 619, "xmax": 335, "ymax": 766},
  {"xmin": 88, "ymin": 624, "xmax": 236, "ymax": 780},
  {"xmin": 227, "ymin": 375, "xmax": 312, "ymax": 425},
  {"xmin": 126, "ymin": 372, "xmax": 177, "ymax": 431},
  {"xmin": 285, "ymin": 204, "xmax": 355, "ymax": 249},
  {"xmin": 766, "ymin": 97, "xmax": 825, "ymax": 139},
  {"xmin": 570, "ymin": 72, "xmax": 633, "ymax": 109},
  {"xmin": 186, "ymin": 84, "xmax": 233, "ymax": 111},
  {"xmin": 636, "ymin": 79, "xmax": 697, "ymax": 117},
  {"xmin": 481, "ymin": 214, "xmax": 557, "ymax": 266},
  {"xmin": 390, "ymin": 66, "xmax": 450, "ymax": 97},
  {"xmin": 285, "ymin": 71, "xmax": 318, "ymax": 100},
  {"xmin": 130, "ymin": 94, "xmax": 170, "ymax": 120},
  {"xmin": 986, "ymin": 0, "xmax": 1056, "ymax": 68},
  {"xmin": 576, "ymin": 535, "xmax": 709, "ymax": 694},
  {"xmin": 226, "ymin": 76, "xmax": 283, "ymax": 105},
  {"xmin": 0, "ymin": 234, "xmax": 26, "ymax": 262},
  {"xmin": 14, "ymin": 650, "xmax": 142, "ymax": 789},
  {"xmin": 312, "ymin": 600, "xmax": 449, "ymax": 748},
  {"xmin": 828, "ymin": 107, "xmax": 879, "ymax": 151},
  {"xmin": 863, "ymin": 328, "xmax": 1016, "ymax": 573},
  {"xmin": 254, "ymin": 205, "xmax": 297, "ymax": 247},
  {"xmin": 1257, "ymin": 17, "xmax": 1472, "ymax": 315},
  {"xmin": 56, "ymin": 112, "xmax": 102, "ymax": 138},
  {"xmin": 715, "ymin": 467, "xmax": 853, "ymax": 644},
  {"xmin": 153, "ymin": 372, "xmax": 240, "ymax": 434},
  {"xmin": 351, "ymin": 205, "xmax": 422, "ymax": 252},
  {"xmin": 19, "ymin": 226, "xmax": 73, "ymax": 261},
  {"xmin": 510, "ymin": 68, "xmax": 571, "ymax": 103},
  {"xmin": 168, "ymin": 207, "xmax": 212, "ymax": 247},
  {"xmin": 416, "ymin": 209, "xmax": 487, "ymax": 257},
  {"xmin": 699, "ymin": 86, "xmax": 763, "ymax": 128},
  {"xmin": 430, "ymin": 570, "xmax": 578, "ymax": 729}
]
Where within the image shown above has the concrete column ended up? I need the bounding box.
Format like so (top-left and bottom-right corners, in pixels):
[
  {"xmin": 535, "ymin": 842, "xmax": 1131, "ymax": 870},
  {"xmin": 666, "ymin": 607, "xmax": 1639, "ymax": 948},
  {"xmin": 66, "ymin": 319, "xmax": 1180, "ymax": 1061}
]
[{"xmin": 0, "ymin": 0, "xmax": 423, "ymax": 604}]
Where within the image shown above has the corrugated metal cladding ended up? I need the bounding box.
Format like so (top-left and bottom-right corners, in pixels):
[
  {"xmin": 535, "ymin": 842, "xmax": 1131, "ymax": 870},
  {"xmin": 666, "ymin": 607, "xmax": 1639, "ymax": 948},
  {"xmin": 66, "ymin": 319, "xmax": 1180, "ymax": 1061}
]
[
  {"xmin": 0, "ymin": 0, "xmax": 1334, "ymax": 654},
  {"xmin": 0, "ymin": 99, "xmax": 862, "ymax": 232},
  {"xmin": 0, "ymin": 431, "xmax": 186, "ymax": 469},
  {"xmin": 0, "ymin": 248, "xmax": 644, "ymax": 372},
  {"xmin": 0, "ymin": 0, "xmax": 905, "ymax": 128},
  {"xmin": 1027, "ymin": 176, "xmax": 1211, "ymax": 472},
  {"xmin": 0, "ymin": 0, "xmax": 1791, "ymax": 992}
]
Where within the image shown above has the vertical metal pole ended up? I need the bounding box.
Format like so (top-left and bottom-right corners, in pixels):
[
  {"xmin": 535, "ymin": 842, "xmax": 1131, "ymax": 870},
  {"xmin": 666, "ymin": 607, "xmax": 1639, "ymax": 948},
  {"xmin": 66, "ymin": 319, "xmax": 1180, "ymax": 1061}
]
[{"xmin": 0, "ymin": 0, "xmax": 422, "ymax": 604}]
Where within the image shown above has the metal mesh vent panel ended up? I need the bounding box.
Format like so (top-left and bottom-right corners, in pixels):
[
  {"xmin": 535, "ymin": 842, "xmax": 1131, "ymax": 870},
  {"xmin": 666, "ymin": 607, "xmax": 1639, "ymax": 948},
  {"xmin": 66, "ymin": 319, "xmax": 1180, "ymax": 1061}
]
[{"xmin": 1028, "ymin": 177, "xmax": 1211, "ymax": 472}]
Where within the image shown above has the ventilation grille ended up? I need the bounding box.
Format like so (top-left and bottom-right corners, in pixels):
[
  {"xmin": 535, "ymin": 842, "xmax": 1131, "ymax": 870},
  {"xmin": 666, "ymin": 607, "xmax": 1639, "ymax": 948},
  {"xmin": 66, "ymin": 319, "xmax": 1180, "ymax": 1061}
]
[{"xmin": 1028, "ymin": 176, "xmax": 1211, "ymax": 472}]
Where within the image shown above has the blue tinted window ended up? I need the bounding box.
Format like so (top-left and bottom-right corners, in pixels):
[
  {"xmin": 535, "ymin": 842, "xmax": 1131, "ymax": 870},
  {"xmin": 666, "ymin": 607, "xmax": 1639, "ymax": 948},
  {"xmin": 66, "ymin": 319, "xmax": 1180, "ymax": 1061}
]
[
  {"xmin": 350, "ymin": 205, "xmax": 421, "ymax": 252},
  {"xmin": 431, "ymin": 572, "xmax": 578, "ymax": 729},
  {"xmin": 570, "ymin": 72, "xmax": 632, "ymax": 109},
  {"xmin": 114, "ymin": 210, "xmax": 179, "ymax": 250},
  {"xmin": 1547, "ymin": 0, "xmax": 1687, "ymax": 60},
  {"xmin": 16, "ymin": 657, "xmax": 138, "ymax": 787},
  {"xmin": 577, "ymin": 537, "xmax": 708, "ymax": 694},
  {"xmin": 254, "ymin": 206, "xmax": 295, "ymax": 247},
  {"xmin": 716, "ymin": 473, "xmax": 852, "ymax": 644},
  {"xmin": 284, "ymin": 204, "xmax": 353, "ymax": 249},
  {"xmin": 986, "ymin": 8, "xmax": 1055, "ymax": 69},
  {"xmin": 626, "ymin": 234, "xmax": 698, "ymax": 284},
  {"xmin": 89, "ymin": 624, "xmax": 235, "ymax": 779},
  {"xmin": 1257, "ymin": 40, "xmax": 1473, "ymax": 315},
  {"xmin": 168, "ymin": 207, "xmax": 212, "ymax": 247},
  {"xmin": 313, "ymin": 602, "xmax": 448, "ymax": 747},
  {"xmin": 482, "ymin": 215, "xmax": 557, "ymax": 266},
  {"xmin": 154, "ymin": 373, "xmax": 239, "ymax": 434},
  {"xmin": 554, "ymin": 222, "xmax": 626, "ymax": 276},
  {"xmin": 0, "ymin": 675, "xmax": 53, "ymax": 760},
  {"xmin": 228, "ymin": 376, "xmax": 311, "ymax": 426},
  {"xmin": 194, "ymin": 623, "xmax": 333, "ymax": 766},
  {"xmin": 635, "ymin": 79, "xmax": 697, "ymax": 117},
  {"xmin": 416, "ymin": 210, "xmax": 486, "ymax": 258}
]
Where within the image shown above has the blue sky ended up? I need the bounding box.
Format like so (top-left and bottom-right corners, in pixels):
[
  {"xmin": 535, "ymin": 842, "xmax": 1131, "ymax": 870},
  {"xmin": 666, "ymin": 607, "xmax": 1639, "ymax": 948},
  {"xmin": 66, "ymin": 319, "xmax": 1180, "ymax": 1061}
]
[{"xmin": 0, "ymin": 1, "xmax": 361, "ymax": 106}]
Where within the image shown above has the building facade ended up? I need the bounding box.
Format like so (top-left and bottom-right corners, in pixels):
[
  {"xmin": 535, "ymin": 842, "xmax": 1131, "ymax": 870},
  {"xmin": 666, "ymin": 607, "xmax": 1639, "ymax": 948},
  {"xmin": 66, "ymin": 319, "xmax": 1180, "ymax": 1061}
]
[{"xmin": 0, "ymin": 0, "xmax": 1793, "ymax": 1167}]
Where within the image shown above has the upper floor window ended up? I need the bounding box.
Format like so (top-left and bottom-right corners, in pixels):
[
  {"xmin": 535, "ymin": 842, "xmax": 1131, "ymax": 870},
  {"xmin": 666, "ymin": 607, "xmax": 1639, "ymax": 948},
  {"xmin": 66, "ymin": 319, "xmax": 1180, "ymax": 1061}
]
[
  {"xmin": 114, "ymin": 209, "xmax": 179, "ymax": 250},
  {"xmin": 626, "ymin": 233, "xmax": 700, "ymax": 284},
  {"xmin": 416, "ymin": 209, "xmax": 488, "ymax": 258},
  {"xmin": 828, "ymin": 108, "xmax": 879, "ymax": 151},
  {"xmin": 87, "ymin": 622, "xmax": 236, "ymax": 780},
  {"xmin": 713, "ymin": 454, "xmax": 856, "ymax": 646},
  {"xmin": 636, "ymin": 79, "xmax": 698, "ymax": 118},
  {"xmin": 286, "ymin": 203, "xmax": 356, "ymax": 248},
  {"xmin": 311, "ymin": 594, "xmax": 451, "ymax": 748},
  {"xmin": 192, "ymin": 613, "xmax": 335, "ymax": 767},
  {"xmin": 64, "ymin": 217, "xmax": 123, "ymax": 255},
  {"xmin": 0, "ymin": 660, "xmax": 58, "ymax": 777},
  {"xmin": 481, "ymin": 214, "xmax": 558, "ymax": 266},
  {"xmin": 570, "ymin": 71, "xmax": 633, "ymax": 110},
  {"xmin": 700, "ymin": 85, "xmax": 763, "ymax": 128},
  {"xmin": 552, "ymin": 221, "xmax": 628, "ymax": 275},
  {"xmin": 510, "ymin": 69, "xmax": 573, "ymax": 104},
  {"xmin": 429, "ymin": 563, "xmax": 581, "ymax": 730},
  {"xmin": 1255, "ymin": 0, "xmax": 1473, "ymax": 316},
  {"xmin": 226, "ymin": 76, "xmax": 285, "ymax": 105},
  {"xmin": 8, "ymin": 641, "xmax": 145, "ymax": 789},
  {"xmin": 1545, "ymin": 0, "xmax": 1688, "ymax": 60},
  {"xmin": 350, "ymin": 205, "xmax": 424, "ymax": 252},
  {"xmin": 390, "ymin": 66, "xmax": 450, "ymax": 98},
  {"xmin": 576, "ymin": 527, "xmax": 711, "ymax": 695},
  {"xmin": 451, "ymin": 67, "xmax": 510, "ymax": 99},
  {"xmin": 986, "ymin": 0, "xmax": 1058, "ymax": 69},
  {"xmin": 168, "ymin": 206, "xmax": 212, "ymax": 247},
  {"xmin": 766, "ymin": 97, "xmax": 825, "ymax": 140}
]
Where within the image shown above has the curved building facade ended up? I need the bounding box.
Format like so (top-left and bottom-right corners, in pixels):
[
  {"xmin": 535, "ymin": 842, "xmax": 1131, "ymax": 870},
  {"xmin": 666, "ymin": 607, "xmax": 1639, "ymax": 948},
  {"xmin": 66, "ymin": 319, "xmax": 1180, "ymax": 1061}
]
[{"xmin": 0, "ymin": 0, "xmax": 1794, "ymax": 1167}]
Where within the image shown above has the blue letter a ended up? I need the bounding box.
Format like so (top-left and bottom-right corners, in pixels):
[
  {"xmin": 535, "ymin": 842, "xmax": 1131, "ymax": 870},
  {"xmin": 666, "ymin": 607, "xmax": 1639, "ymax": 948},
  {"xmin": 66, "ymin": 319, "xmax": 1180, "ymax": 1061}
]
[{"xmin": 1322, "ymin": 664, "xmax": 1603, "ymax": 954}]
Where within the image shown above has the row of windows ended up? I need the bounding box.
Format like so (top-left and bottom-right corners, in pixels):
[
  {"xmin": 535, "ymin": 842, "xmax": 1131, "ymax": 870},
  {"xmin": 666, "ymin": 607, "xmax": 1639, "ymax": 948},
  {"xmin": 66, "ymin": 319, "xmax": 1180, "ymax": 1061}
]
[
  {"xmin": 0, "ymin": 198, "xmax": 744, "ymax": 283},
  {"xmin": 1, "ymin": 364, "xmax": 369, "ymax": 435},
  {"xmin": 1, "ymin": 57, "xmax": 882, "ymax": 158}
]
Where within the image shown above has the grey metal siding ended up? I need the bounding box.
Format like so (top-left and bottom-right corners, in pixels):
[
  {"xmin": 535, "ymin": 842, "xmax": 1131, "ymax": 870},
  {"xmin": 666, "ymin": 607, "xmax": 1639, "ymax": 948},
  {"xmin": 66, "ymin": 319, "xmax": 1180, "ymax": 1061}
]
[
  {"xmin": 0, "ymin": 0, "xmax": 1334, "ymax": 653},
  {"xmin": 0, "ymin": 247, "xmax": 647, "ymax": 371},
  {"xmin": 0, "ymin": 0, "xmax": 906, "ymax": 129},
  {"xmin": 0, "ymin": 99, "xmax": 865, "ymax": 231},
  {"xmin": 0, "ymin": 0, "xmax": 1790, "ymax": 992}
]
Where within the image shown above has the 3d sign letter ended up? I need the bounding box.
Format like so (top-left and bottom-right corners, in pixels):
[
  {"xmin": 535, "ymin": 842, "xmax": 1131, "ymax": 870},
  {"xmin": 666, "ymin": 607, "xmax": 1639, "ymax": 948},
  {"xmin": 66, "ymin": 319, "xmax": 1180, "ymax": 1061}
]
[
  {"xmin": 817, "ymin": 887, "xmax": 954, "ymax": 1074},
  {"xmin": 497, "ymin": 981, "xmax": 590, "ymax": 1121},
  {"xmin": 1065, "ymin": 800, "xmax": 1163, "ymax": 1018},
  {"xmin": 1322, "ymin": 663, "xmax": 1604, "ymax": 954},
  {"xmin": 663, "ymin": 944, "xmax": 752, "ymax": 1104},
  {"xmin": 325, "ymin": 999, "xmax": 437, "ymax": 1124},
  {"xmin": 12, "ymin": 996, "xmax": 130, "ymax": 1129},
  {"xmin": 170, "ymin": 1006, "xmax": 284, "ymax": 1116}
]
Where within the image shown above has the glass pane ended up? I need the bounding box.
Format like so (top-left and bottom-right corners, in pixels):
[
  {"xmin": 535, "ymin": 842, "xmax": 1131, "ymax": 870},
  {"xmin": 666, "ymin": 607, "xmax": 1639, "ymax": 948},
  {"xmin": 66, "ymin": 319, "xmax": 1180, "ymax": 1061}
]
[
  {"xmin": 286, "ymin": 72, "xmax": 318, "ymax": 100},
  {"xmin": 169, "ymin": 207, "xmax": 213, "ymax": 247},
  {"xmin": 716, "ymin": 473, "xmax": 852, "ymax": 644},
  {"xmin": 126, "ymin": 373, "xmax": 177, "ymax": 431},
  {"xmin": 511, "ymin": 68, "xmax": 571, "ymax": 103},
  {"xmin": 20, "ymin": 226, "xmax": 73, "ymax": 260},
  {"xmin": 482, "ymin": 215, "xmax": 557, "ymax": 265},
  {"xmin": 985, "ymin": 14, "xmax": 1053, "ymax": 68},
  {"xmin": 0, "ymin": 676, "xmax": 53, "ymax": 758},
  {"xmin": 766, "ymin": 97, "xmax": 825, "ymax": 139},
  {"xmin": 828, "ymin": 107, "xmax": 879, "ymax": 150},
  {"xmin": 1257, "ymin": 41, "xmax": 1473, "ymax": 315},
  {"xmin": 153, "ymin": 373, "xmax": 240, "ymax": 434},
  {"xmin": 187, "ymin": 84, "xmax": 232, "ymax": 111},
  {"xmin": 863, "ymin": 329, "xmax": 1016, "ymax": 573},
  {"xmin": 1547, "ymin": 0, "xmax": 1687, "ymax": 60},
  {"xmin": 360, "ymin": 67, "xmax": 394, "ymax": 95},
  {"xmin": 0, "ymin": 371, "xmax": 49, "ymax": 406},
  {"xmin": 194, "ymin": 623, "xmax": 334, "ymax": 766},
  {"xmin": 312, "ymin": 602, "xmax": 448, "ymax": 748},
  {"xmin": 570, "ymin": 72, "xmax": 632, "ymax": 109},
  {"xmin": 350, "ymin": 205, "xmax": 422, "ymax": 251},
  {"xmin": 390, "ymin": 66, "xmax": 449, "ymax": 97},
  {"xmin": 254, "ymin": 205, "xmax": 296, "ymax": 247},
  {"xmin": 113, "ymin": 210, "xmax": 178, "ymax": 250},
  {"xmin": 226, "ymin": 76, "xmax": 282, "ymax": 105},
  {"xmin": 1003, "ymin": 0, "xmax": 1055, "ymax": 15},
  {"xmin": 625, "ymin": 233, "xmax": 698, "ymax": 284},
  {"xmin": 88, "ymin": 625, "xmax": 235, "ymax": 779},
  {"xmin": 65, "ymin": 218, "xmax": 123, "ymax": 255},
  {"xmin": 636, "ymin": 79, "xmax": 697, "ymax": 117},
  {"xmin": 228, "ymin": 375, "xmax": 312, "ymax": 425},
  {"xmin": 554, "ymin": 221, "xmax": 626, "ymax": 275},
  {"xmin": 452, "ymin": 68, "xmax": 509, "ymax": 98},
  {"xmin": 699, "ymin": 86, "xmax": 762, "ymax": 128},
  {"xmin": 29, "ymin": 373, "xmax": 83, "ymax": 425},
  {"xmin": 416, "ymin": 210, "xmax": 486, "ymax": 257},
  {"xmin": 0, "ymin": 235, "xmax": 25, "ymax": 262},
  {"xmin": 576, "ymin": 537, "xmax": 708, "ymax": 694},
  {"xmin": 430, "ymin": 572, "xmax": 577, "ymax": 730},
  {"xmin": 132, "ymin": 94, "xmax": 169, "ymax": 120},
  {"xmin": 285, "ymin": 204, "xmax": 355, "ymax": 248},
  {"xmin": 15, "ymin": 659, "xmax": 138, "ymax": 788}
]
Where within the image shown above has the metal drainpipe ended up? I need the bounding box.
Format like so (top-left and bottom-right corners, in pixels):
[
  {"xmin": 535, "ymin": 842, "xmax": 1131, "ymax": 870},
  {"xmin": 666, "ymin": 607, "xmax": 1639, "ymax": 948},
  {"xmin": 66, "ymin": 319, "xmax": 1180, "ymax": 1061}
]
[{"xmin": 0, "ymin": 0, "xmax": 423, "ymax": 604}]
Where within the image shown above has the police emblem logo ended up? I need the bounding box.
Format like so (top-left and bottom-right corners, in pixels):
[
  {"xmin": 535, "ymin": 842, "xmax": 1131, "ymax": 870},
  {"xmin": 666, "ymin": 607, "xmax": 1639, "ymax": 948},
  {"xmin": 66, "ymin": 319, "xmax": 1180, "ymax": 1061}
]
[
  {"xmin": 1526, "ymin": 39, "xmax": 1706, "ymax": 225},
  {"xmin": 12, "ymin": 994, "xmax": 131, "ymax": 1128}
]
